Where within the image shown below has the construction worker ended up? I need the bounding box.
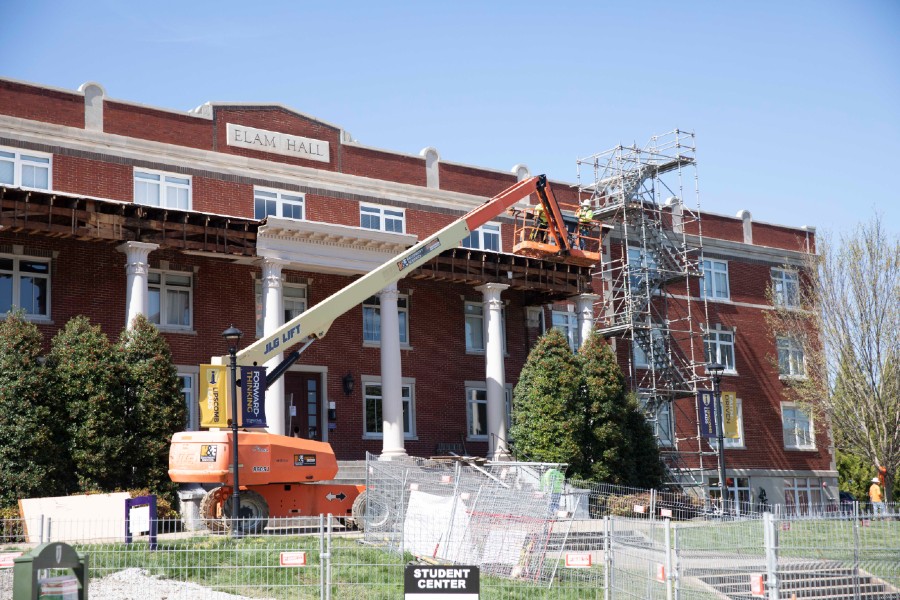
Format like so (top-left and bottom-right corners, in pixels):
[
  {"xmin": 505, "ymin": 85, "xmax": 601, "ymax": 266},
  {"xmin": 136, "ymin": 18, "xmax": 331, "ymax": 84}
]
[
  {"xmin": 868, "ymin": 477, "xmax": 885, "ymax": 518},
  {"xmin": 531, "ymin": 203, "xmax": 548, "ymax": 242},
  {"xmin": 574, "ymin": 200, "xmax": 594, "ymax": 249},
  {"xmin": 540, "ymin": 467, "xmax": 564, "ymax": 516}
]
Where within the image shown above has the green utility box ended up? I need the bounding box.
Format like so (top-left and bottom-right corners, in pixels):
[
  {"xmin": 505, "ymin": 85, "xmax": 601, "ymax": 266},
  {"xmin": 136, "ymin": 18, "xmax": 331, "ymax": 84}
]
[{"xmin": 13, "ymin": 542, "xmax": 88, "ymax": 600}]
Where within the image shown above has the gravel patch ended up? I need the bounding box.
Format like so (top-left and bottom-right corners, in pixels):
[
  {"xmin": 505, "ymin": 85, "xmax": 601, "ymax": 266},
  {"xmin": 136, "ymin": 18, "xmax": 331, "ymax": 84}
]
[{"xmin": 1, "ymin": 567, "xmax": 274, "ymax": 600}]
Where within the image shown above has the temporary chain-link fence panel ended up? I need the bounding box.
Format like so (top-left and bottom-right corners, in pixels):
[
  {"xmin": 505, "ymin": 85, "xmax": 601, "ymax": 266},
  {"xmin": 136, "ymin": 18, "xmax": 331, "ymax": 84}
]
[
  {"xmin": 673, "ymin": 515, "xmax": 767, "ymax": 599},
  {"xmin": 2, "ymin": 481, "xmax": 898, "ymax": 599},
  {"xmin": 605, "ymin": 516, "xmax": 672, "ymax": 600},
  {"xmin": 360, "ymin": 454, "xmax": 575, "ymax": 583},
  {"xmin": 773, "ymin": 505, "xmax": 900, "ymax": 599}
]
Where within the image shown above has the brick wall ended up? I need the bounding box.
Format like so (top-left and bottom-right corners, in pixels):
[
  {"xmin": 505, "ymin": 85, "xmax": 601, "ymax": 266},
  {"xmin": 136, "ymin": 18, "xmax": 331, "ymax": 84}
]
[
  {"xmin": 0, "ymin": 80, "xmax": 83, "ymax": 128},
  {"xmin": 342, "ymin": 145, "xmax": 426, "ymax": 186},
  {"xmin": 54, "ymin": 155, "xmax": 132, "ymax": 200},
  {"xmin": 105, "ymin": 101, "xmax": 213, "ymax": 150},
  {"xmin": 439, "ymin": 163, "xmax": 517, "ymax": 197},
  {"xmin": 622, "ymin": 259, "xmax": 831, "ymax": 474}
]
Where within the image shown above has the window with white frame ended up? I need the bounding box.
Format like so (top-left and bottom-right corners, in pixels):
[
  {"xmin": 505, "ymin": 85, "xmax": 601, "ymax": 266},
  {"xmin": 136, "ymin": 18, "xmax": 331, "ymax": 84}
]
[
  {"xmin": 782, "ymin": 403, "xmax": 815, "ymax": 449},
  {"xmin": 461, "ymin": 223, "xmax": 500, "ymax": 252},
  {"xmin": 149, "ymin": 270, "xmax": 192, "ymax": 329},
  {"xmin": 363, "ymin": 380, "xmax": 415, "ymax": 438},
  {"xmin": 640, "ymin": 398, "xmax": 674, "ymax": 447},
  {"xmin": 178, "ymin": 370, "xmax": 198, "ymax": 430},
  {"xmin": 465, "ymin": 383, "xmax": 512, "ymax": 440},
  {"xmin": 0, "ymin": 147, "xmax": 51, "ymax": 190},
  {"xmin": 783, "ymin": 477, "xmax": 824, "ymax": 516},
  {"xmin": 360, "ymin": 204, "xmax": 405, "ymax": 233},
  {"xmin": 363, "ymin": 294, "xmax": 409, "ymax": 344},
  {"xmin": 633, "ymin": 326, "xmax": 665, "ymax": 368},
  {"xmin": 551, "ymin": 310, "xmax": 579, "ymax": 351},
  {"xmin": 0, "ymin": 255, "xmax": 51, "ymax": 318},
  {"xmin": 628, "ymin": 247, "xmax": 659, "ymax": 290},
  {"xmin": 708, "ymin": 396, "xmax": 744, "ymax": 449},
  {"xmin": 704, "ymin": 326, "xmax": 736, "ymax": 372},
  {"xmin": 134, "ymin": 169, "xmax": 191, "ymax": 210},
  {"xmin": 709, "ymin": 476, "xmax": 752, "ymax": 511},
  {"xmin": 771, "ymin": 269, "xmax": 800, "ymax": 308},
  {"xmin": 701, "ymin": 259, "xmax": 730, "ymax": 300},
  {"xmin": 464, "ymin": 301, "xmax": 506, "ymax": 353},
  {"xmin": 777, "ymin": 336, "xmax": 805, "ymax": 377},
  {"xmin": 255, "ymin": 281, "xmax": 308, "ymax": 338},
  {"xmin": 254, "ymin": 188, "xmax": 304, "ymax": 221}
]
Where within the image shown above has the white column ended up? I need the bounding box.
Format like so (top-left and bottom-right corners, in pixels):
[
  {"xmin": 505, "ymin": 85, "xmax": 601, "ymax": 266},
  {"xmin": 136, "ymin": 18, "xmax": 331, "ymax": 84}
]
[
  {"xmin": 573, "ymin": 294, "xmax": 600, "ymax": 349},
  {"xmin": 378, "ymin": 282, "xmax": 407, "ymax": 459},
  {"xmin": 261, "ymin": 259, "xmax": 287, "ymax": 435},
  {"xmin": 117, "ymin": 242, "xmax": 158, "ymax": 329},
  {"xmin": 476, "ymin": 283, "xmax": 510, "ymax": 460}
]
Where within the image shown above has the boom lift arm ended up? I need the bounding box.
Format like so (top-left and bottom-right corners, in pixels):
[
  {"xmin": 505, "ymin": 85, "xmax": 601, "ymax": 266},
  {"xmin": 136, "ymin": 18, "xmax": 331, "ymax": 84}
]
[{"xmin": 223, "ymin": 175, "xmax": 566, "ymax": 380}]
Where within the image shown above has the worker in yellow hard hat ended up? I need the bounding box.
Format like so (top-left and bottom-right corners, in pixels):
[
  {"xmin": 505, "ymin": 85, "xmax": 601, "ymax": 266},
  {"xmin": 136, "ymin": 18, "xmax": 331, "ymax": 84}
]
[
  {"xmin": 574, "ymin": 200, "xmax": 594, "ymax": 249},
  {"xmin": 531, "ymin": 203, "xmax": 548, "ymax": 242}
]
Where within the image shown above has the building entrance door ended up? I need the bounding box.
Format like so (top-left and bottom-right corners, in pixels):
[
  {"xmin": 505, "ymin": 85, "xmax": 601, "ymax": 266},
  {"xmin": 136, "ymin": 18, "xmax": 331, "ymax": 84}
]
[{"xmin": 285, "ymin": 372, "xmax": 322, "ymax": 441}]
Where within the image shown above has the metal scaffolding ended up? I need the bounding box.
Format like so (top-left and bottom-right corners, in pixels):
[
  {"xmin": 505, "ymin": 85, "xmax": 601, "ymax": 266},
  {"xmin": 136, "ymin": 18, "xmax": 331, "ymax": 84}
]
[{"xmin": 577, "ymin": 129, "xmax": 712, "ymax": 490}]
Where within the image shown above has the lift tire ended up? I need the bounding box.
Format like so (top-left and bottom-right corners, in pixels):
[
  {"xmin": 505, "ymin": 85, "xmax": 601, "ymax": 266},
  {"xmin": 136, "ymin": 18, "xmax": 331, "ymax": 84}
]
[
  {"xmin": 199, "ymin": 486, "xmax": 231, "ymax": 533},
  {"xmin": 223, "ymin": 490, "xmax": 270, "ymax": 535},
  {"xmin": 351, "ymin": 490, "xmax": 390, "ymax": 533},
  {"xmin": 200, "ymin": 488, "xmax": 270, "ymax": 534}
]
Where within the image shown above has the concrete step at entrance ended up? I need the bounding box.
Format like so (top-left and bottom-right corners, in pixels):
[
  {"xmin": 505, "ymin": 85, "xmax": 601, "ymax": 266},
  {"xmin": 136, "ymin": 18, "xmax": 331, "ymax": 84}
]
[{"xmin": 333, "ymin": 460, "xmax": 366, "ymax": 484}]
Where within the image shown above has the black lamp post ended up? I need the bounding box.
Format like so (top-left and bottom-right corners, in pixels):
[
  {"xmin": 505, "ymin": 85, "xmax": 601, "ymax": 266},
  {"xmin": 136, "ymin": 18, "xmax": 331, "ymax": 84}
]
[
  {"xmin": 707, "ymin": 362, "xmax": 728, "ymax": 514},
  {"xmin": 223, "ymin": 325, "xmax": 243, "ymax": 536}
]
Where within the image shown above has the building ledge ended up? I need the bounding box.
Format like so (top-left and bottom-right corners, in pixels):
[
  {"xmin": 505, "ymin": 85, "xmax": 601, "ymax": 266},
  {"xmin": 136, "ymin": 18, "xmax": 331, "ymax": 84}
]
[{"xmin": 257, "ymin": 217, "xmax": 416, "ymax": 275}]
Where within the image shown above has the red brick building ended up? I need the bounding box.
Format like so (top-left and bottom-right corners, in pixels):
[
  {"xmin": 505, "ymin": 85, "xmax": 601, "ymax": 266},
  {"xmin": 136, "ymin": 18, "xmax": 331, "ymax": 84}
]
[{"xmin": 0, "ymin": 78, "xmax": 835, "ymax": 510}]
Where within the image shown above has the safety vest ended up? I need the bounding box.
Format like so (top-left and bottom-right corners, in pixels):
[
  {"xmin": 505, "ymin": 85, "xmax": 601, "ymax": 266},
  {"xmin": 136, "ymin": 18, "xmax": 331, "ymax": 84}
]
[{"xmin": 576, "ymin": 207, "xmax": 593, "ymax": 224}]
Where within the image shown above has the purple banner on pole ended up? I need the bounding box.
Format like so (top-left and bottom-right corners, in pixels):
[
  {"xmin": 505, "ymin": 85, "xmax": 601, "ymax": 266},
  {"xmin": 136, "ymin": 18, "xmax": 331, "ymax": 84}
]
[
  {"xmin": 241, "ymin": 366, "xmax": 268, "ymax": 428},
  {"xmin": 698, "ymin": 390, "xmax": 717, "ymax": 438}
]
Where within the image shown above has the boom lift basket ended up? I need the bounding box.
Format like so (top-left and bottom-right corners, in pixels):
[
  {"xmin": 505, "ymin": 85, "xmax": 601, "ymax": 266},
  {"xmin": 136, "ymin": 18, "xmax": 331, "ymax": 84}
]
[{"xmin": 511, "ymin": 207, "xmax": 601, "ymax": 267}]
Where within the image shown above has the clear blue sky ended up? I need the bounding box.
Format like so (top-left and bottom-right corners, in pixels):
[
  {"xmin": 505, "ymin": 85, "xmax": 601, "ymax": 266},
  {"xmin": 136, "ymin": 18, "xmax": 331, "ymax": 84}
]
[{"xmin": 2, "ymin": 1, "xmax": 898, "ymax": 237}]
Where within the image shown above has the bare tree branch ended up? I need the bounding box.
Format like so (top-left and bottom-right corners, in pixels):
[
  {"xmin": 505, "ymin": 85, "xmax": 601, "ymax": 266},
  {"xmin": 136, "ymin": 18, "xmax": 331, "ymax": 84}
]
[{"xmin": 766, "ymin": 214, "xmax": 900, "ymax": 499}]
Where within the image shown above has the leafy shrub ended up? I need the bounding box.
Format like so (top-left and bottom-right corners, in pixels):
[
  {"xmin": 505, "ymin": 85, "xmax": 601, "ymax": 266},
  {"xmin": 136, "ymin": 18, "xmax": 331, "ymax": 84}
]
[
  {"xmin": 0, "ymin": 505, "xmax": 25, "ymax": 543},
  {"xmin": 119, "ymin": 315, "xmax": 186, "ymax": 508},
  {"xmin": 47, "ymin": 316, "xmax": 128, "ymax": 492},
  {"xmin": 605, "ymin": 492, "xmax": 654, "ymax": 518},
  {"xmin": 0, "ymin": 312, "xmax": 72, "ymax": 508},
  {"xmin": 511, "ymin": 329, "xmax": 584, "ymax": 466}
]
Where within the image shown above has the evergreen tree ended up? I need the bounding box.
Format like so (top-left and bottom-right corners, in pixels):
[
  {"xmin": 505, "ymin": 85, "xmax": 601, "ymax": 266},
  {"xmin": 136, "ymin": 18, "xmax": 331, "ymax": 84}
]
[
  {"xmin": 577, "ymin": 331, "xmax": 664, "ymax": 487},
  {"xmin": 0, "ymin": 312, "xmax": 72, "ymax": 507},
  {"xmin": 622, "ymin": 393, "xmax": 666, "ymax": 488},
  {"xmin": 47, "ymin": 315, "xmax": 128, "ymax": 492},
  {"xmin": 510, "ymin": 328, "xmax": 584, "ymax": 466},
  {"xmin": 119, "ymin": 314, "xmax": 186, "ymax": 503},
  {"xmin": 836, "ymin": 449, "xmax": 873, "ymax": 501},
  {"xmin": 575, "ymin": 331, "xmax": 631, "ymax": 482}
]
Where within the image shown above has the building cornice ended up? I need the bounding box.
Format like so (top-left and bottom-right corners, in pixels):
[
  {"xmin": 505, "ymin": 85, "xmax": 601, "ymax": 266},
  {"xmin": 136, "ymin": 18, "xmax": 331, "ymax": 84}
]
[
  {"xmin": 606, "ymin": 230, "xmax": 811, "ymax": 266},
  {"xmin": 692, "ymin": 234, "xmax": 812, "ymax": 266},
  {"xmin": 256, "ymin": 217, "xmax": 416, "ymax": 276}
]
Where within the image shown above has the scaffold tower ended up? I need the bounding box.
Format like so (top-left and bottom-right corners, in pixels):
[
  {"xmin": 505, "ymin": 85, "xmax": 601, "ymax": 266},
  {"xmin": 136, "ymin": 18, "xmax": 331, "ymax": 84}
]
[{"xmin": 577, "ymin": 129, "xmax": 712, "ymax": 489}]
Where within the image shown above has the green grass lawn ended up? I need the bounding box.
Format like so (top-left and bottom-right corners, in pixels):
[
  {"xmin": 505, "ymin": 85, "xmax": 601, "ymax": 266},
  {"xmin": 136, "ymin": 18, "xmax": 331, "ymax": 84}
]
[{"xmin": 76, "ymin": 534, "xmax": 606, "ymax": 599}]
